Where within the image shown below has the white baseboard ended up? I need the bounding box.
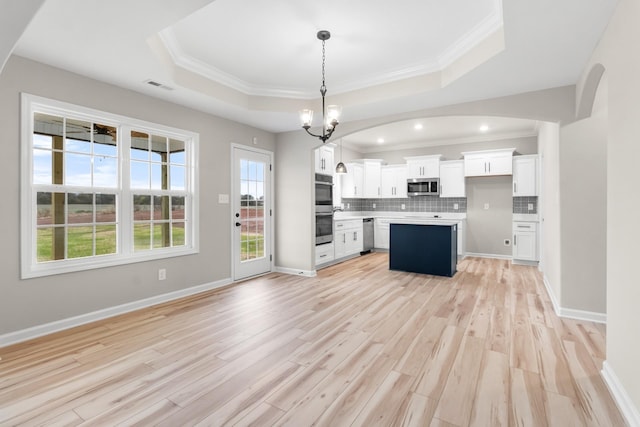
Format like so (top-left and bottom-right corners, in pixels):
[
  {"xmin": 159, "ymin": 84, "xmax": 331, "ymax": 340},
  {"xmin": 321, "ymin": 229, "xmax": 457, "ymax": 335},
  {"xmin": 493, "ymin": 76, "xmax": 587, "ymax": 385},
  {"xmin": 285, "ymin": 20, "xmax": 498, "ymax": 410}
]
[
  {"xmin": 542, "ymin": 274, "xmax": 606, "ymax": 324},
  {"xmin": 274, "ymin": 266, "xmax": 317, "ymax": 277},
  {"xmin": 602, "ymin": 361, "xmax": 640, "ymax": 427},
  {"xmin": 465, "ymin": 252, "xmax": 512, "ymax": 260},
  {"xmin": 0, "ymin": 277, "xmax": 232, "ymax": 348}
]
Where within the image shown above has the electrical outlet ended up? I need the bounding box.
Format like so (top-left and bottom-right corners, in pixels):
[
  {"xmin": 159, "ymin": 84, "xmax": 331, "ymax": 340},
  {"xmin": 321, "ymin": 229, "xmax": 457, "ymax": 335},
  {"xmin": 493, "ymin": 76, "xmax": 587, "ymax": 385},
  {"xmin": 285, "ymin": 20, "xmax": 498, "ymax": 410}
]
[
  {"xmin": 401, "ymin": 203, "xmax": 406, "ymax": 210},
  {"xmin": 158, "ymin": 268, "xmax": 166, "ymax": 280},
  {"xmin": 528, "ymin": 203, "xmax": 534, "ymax": 211},
  {"xmin": 504, "ymin": 239, "xmax": 511, "ymax": 246},
  {"xmin": 347, "ymin": 203, "xmax": 350, "ymax": 209},
  {"xmin": 453, "ymin": 203, "xmax": 459, "ymax": 210},
  {"xmin": 372, "ymin": 203, "xmax": 376, "ymax": 209}
]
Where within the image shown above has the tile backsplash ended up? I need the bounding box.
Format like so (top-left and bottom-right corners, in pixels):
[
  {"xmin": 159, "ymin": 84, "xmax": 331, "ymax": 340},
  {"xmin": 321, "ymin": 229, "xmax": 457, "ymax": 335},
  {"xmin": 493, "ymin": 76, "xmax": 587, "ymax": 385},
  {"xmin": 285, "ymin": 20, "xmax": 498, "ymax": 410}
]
[
  {"xmin": 513, "ymin": 196, "xmax": 538, "ymax": 214},
  {"xmin": 341, "ymin": 197, "xmax": 467, "ymax": 213}
]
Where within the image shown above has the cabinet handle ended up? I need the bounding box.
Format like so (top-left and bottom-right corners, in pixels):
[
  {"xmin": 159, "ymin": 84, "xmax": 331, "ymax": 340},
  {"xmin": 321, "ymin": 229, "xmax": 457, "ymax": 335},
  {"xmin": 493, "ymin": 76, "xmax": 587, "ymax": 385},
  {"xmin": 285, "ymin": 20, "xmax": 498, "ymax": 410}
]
[
  {"xmin": 343, "ymin": 234, "xmax": 346, "ymax": 243},
  {"xmin": 353, "ymin": 232, "xmax": 357, "ymax": 241},
  {"xmin": 319, "ymin": 254, "xmax": 327, "ymax": 258},
  {"xmin": 488, "ymin": 162, "xmax": 491, "ymax": 173},
  {"xmin": 517, "ymin": 225, "xmax": 531, "ymax": 229},
  {"xmin": 514, "ymin": 235, "xmax": 517, "ymax": 245},
  {"xmin": 514, "ymin": 182, "xmax": 517, "ymax": 193}
]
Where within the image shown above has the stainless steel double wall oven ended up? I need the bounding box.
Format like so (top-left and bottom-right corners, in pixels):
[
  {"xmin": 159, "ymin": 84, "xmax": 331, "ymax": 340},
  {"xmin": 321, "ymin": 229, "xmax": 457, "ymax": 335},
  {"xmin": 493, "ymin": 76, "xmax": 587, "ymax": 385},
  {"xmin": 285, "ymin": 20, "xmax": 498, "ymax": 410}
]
[{"xmin": 315, "ymin": 173, "xmax": 333, "ymax": 245}]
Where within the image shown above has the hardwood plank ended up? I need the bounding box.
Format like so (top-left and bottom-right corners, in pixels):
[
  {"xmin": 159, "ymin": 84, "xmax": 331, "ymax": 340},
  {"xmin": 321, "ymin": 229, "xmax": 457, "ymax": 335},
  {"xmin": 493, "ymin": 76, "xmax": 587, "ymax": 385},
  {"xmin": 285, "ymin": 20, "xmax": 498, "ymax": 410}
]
[{"xmin": 0, "ymin": 254, "xmax": 624, "ymax": 427}]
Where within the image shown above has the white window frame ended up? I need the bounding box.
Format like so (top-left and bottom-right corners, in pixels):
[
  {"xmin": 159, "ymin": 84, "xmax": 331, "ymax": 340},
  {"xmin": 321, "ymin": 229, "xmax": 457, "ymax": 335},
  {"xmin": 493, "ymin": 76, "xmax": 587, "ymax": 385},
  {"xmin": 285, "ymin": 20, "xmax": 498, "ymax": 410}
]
[{"xmin": 21, "ymin": 93, "xmax": 199, "ymax": 278}]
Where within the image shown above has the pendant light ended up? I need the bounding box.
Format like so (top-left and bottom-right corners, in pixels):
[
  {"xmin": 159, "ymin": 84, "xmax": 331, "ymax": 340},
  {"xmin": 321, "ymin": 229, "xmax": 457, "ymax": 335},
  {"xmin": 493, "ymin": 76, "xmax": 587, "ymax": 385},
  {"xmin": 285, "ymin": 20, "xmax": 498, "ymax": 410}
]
[{"xmin": 335, "ymin": 138, "xmax": 347, "ymax": 174}]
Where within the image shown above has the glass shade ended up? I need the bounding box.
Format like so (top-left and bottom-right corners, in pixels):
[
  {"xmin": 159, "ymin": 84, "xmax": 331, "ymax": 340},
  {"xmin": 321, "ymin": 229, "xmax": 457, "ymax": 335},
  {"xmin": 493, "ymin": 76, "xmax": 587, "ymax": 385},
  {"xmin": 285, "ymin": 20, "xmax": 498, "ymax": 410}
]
[
  {"xmin": 335, "ymin": 161, "xmax": 347, "ymax": 174},
  {"xmin": 326, "ymin": 105, "xmax": 341, "ymax": 126},
  {"xmin": 299, "ymin": 109, "xmax": 313, "ymax": 127}
]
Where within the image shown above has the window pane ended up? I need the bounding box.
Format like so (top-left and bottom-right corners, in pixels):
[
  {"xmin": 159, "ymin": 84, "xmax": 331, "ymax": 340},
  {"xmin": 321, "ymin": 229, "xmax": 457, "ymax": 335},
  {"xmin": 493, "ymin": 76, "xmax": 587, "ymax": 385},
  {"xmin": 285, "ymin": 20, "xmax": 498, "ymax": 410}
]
[
  {"xmin": 65, "ymin": 153, "xmax": 92, "ymax": 186},
  {"xmin": 172, "ymin": 222, "xmax": 185, "ymax": 246},
  {"xmin": 65, "ymin": 119, "xmax": 92, "ymax": 153},
  {"xmin": 131, "ymin": 132, "xmax": 149, "ymax": 161},
  {"xmin": 131, "ymin": 161, "xmax": 149, "ymax": 189},
  {"xmin": 67, "ymin": 226, "xmax": 94, "ymax": 258},
  {"xmin": 68, "ymin": 193, "xmax": 93, "ymax": 224},
  {"xmin": 33, "ymin": 133, "xmax": 53, "ymax": 150},
  {"xmin": 93, "ymin": 124, "xmax": 117, "ymax": 156},
  {"xmin": 172, "ymin": 196, "xmax": 185, "ymax": 220},
  {"xmin": 134, "ymin": 223, "xmax": 151, "ymax": 251},
  {"xmin": 153, "ymin": 196, "xmax": 170, "ymax": 220},
  {"xmin": 133, "ymin": 195, "xmax": 151, "ymax": 221},
  {"xmin": 93, "ymin": 156, "xmax": 117, "ymax": 188},
  {"xmin": 151, "ymin": 163, "xmax": 166, "ymax": 190},
  {"xmin": 95, "ymin": 225, "xmax": 116, "ymax": 255},
  {"xmin": 37, "ymin": 228, "xmax": 54, "ymax": 262},
  {"xmin": 96, "ymin": 194, "xmax": 116, "ymax": 223},
  {"xmin": 153, "ymin": 223, "xmax": 170, "ymax": 248},
  {"xmin": 170, "ymin": 165, "xmax": 185, "ymax": 190},
  {"xmin": 33, "ymin": 149, "xmax": 52, "ymax": 184},
  {"xmin": 151, "ymin": 135, "xmax": 167, "ymax": 163},
  {"xmin": 37, "ymin": 192, "xmax": 65, "ymax": 226},
  {"xmin": 169, "ymin": 139, "xmax": 185, "ymax": 164},
  {"xmin": 34, "ymin": 113, "xmax": 63, "ymax": 144}
]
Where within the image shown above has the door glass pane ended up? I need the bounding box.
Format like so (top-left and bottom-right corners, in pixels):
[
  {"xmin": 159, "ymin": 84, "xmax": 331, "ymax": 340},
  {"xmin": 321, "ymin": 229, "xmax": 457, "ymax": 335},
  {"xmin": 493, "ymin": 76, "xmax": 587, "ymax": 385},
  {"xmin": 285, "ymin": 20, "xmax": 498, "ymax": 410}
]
[{"xmin": 240, "ymin": 159, "xmax": 266, "ymax": 262}]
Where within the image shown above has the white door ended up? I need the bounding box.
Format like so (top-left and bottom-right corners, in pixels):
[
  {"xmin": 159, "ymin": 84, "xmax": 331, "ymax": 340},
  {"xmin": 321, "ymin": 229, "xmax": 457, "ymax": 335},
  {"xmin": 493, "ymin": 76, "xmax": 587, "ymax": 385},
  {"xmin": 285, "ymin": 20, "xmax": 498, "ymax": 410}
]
[{"xmin": 232, "ymin": 146, "xmax": 272, "ymax": 280}]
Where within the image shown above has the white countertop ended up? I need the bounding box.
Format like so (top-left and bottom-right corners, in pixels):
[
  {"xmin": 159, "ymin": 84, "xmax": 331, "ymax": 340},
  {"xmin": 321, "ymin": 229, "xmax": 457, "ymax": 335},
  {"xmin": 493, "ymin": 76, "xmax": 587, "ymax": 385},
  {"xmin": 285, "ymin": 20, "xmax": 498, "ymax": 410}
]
[{"xmin": 513, "ymin": 213, "xmax": 539, "ymax": 222}]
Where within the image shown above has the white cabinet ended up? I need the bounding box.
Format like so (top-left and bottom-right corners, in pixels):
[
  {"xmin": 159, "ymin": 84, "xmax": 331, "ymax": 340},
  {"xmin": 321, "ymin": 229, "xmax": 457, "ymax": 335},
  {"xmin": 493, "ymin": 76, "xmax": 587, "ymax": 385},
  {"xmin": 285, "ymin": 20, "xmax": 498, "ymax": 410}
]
[
  {"xmin": 334, "ymin": 219, "xmax": 363, "ymax": 259},
  {"xmin": 380, "ymin": 165, "xmax": 407, "ymax": 198},
  {"xmin": 405, "ymin": 155, "xmax": 442, "ymax": 179},
  {"xmin": 363, "ymin": 160, "xmax": 383, "ymax": 198},
  {"xmin": 374, "ymin": 218, "xmax": 391, "ymax": 249},
  {"xmin": 513, "ymin": 155, "xmax": 538, "ymax": 196},
  {"xmin": 513, "ymin": 221, "xmax": 538, "ymax": 262},
  {"xmin": 439, "ymin": 160, "xmax": 466, "ymax": 198},
  {"xmin": 341, "ymin": 163, "xmax": 364, "ymax": 198},
  {"xmin": 315, "ymin": 242, "xmax": 334, "ymax": 266},
  {"xmin": 314, "ymin": 146, "xmax": 334, "ymax": 176},
  {"xmin": 463, "ymin": 149, "xmax": 515, "ymax": 177}
]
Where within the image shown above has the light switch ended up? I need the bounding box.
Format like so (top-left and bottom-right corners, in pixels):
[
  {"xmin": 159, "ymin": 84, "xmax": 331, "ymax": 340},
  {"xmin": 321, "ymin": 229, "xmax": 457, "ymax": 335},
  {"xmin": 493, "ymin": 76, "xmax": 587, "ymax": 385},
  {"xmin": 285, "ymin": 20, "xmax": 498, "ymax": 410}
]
[
  {"xmin": 218, "ymin": 194, "xmax": 229, "ymax": 204},
  {"xmin": 484, "ymin": 203, "xmax": 490, "ymax": 210}
]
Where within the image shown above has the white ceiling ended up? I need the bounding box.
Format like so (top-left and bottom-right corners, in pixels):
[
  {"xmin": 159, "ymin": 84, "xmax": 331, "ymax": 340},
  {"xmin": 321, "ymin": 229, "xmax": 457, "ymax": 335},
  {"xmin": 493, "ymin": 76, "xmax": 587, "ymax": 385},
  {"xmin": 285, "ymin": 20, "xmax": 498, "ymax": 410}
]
[{"xmin": 13, "ymin": 0, "xmax": 617, "ymax": 146}]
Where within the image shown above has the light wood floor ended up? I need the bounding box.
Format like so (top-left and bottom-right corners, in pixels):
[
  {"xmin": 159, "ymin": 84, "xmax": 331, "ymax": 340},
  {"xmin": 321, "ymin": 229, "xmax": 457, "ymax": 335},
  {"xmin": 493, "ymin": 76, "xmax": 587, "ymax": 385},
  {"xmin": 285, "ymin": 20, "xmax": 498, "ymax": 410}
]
[{"xmin": 0, "ymin": 254, "xmax": 626, "ymax": 426}]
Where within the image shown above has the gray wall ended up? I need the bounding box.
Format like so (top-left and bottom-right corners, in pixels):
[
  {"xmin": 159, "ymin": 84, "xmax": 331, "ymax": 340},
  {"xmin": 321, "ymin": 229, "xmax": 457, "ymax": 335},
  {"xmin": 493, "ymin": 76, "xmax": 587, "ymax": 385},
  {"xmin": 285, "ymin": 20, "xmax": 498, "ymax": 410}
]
[
  {"xmin": 559, "ymin": 74, "xmax": 607, "ymax": 314},
  {"xmin": 0, "ymin": 56, "xmax": 276, "ymax": 335},
  {"xmin": 466, "ymin": 176, "xmax": 513, "ymax": 257}
]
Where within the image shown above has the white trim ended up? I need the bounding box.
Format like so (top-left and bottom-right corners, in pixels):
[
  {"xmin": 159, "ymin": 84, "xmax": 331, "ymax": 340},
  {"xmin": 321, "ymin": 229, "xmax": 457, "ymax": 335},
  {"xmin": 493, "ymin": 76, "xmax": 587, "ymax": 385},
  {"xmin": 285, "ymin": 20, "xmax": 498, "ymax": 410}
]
[
  {"xmin": 465, "ymin": 252, "xmax": 512, "ymax": 260},
  {"xmin": 542, "ymin": 274, "xmax": 607, "ymax": 324},
  {"xmin": 601, "ymin": 361, "xmax": 640, "ymax": 427},
  {"xmin": 20, "ymin": 93, "xmax": 200, "ymax": 278},
  {"xmin": 274, "ymin": 266, "xmax": 317, "ymax": 278},
  {"xmin": 0, "ymin": 277, "xmax": 232, "ymax": 348}
]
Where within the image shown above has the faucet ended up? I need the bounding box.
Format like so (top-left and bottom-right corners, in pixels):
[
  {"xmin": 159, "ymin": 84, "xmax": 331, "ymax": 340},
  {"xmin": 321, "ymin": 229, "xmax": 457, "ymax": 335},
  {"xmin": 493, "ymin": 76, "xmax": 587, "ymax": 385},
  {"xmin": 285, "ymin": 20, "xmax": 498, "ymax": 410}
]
[{"xmin": 333, "ymin": 206, "xmax": 344, "ymax": 212}]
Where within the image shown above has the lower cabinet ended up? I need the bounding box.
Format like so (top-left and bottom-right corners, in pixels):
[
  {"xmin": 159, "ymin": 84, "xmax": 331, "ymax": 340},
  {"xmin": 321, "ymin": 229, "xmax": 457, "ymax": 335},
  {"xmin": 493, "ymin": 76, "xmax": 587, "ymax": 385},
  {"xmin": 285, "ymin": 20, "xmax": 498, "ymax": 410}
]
[
  {"xmin": 334, "ymin": 219, "xmax": 363, "ymax": 259},
  {"xmin": 315, "ymin": 242, "xmax": 334, "ymax": 266},
  {"xmin": 513, "ymin": 221, "xmax": 538, "ymax": 262}
]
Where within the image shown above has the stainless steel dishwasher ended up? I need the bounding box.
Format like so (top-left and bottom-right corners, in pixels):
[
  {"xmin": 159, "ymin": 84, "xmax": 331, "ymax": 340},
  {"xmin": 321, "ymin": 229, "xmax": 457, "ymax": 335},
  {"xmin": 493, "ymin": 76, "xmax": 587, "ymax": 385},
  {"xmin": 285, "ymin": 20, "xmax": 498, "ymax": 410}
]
[{"xmin": 362, "ymin": 218, "xmax": 374, "ymax": 254}]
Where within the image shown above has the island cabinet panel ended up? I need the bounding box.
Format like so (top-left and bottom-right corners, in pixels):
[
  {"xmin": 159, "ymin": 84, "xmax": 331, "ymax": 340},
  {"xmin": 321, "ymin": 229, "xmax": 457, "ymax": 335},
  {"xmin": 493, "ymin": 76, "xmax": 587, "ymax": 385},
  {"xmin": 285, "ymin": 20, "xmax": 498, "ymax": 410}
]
[{"xmin": 389, "ymin": 223, "xmax": 457, "ymax": 277}]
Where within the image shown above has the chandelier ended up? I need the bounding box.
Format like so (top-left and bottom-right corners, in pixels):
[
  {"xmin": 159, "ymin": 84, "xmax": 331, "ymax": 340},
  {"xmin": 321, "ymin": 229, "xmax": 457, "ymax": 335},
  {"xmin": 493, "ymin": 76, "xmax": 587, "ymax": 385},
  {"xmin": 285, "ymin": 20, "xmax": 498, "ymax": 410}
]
[{"xmin": 299, "ymin": 30, "xmax": 341, "ymax": 144}]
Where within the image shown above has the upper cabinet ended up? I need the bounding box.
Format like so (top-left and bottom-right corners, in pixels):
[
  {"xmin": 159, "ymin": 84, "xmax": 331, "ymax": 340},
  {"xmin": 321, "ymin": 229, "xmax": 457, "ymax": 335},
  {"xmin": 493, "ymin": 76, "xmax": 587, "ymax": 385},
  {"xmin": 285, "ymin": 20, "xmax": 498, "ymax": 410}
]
[
  {"xmin": 439, "ymin": 160, "xmax": 465, "ymax": 198},
  {"xmin": 405, "ymin": 155, "xmax": 442, "ymax": 179},
  {"xmin": 381, "ymin": 164, "xmax": 407, "ymax": 198},
  {"xmin": 314, "ymin": 145, "xmax": 334, "ymax": 176},
  {"xmin": 512, "ymin": 155, "xmax": 538, "ymax": 196},
  {"xmin": 363, "ymin": 160, "xmax": 383, "ymax": 198},
  {"xmin": 341, "ymin": 162, "xmax": 364, "ymax": 198},
  {"xmin": 463, "ymin": 148, "xmax": 515, "ymax": 177}
]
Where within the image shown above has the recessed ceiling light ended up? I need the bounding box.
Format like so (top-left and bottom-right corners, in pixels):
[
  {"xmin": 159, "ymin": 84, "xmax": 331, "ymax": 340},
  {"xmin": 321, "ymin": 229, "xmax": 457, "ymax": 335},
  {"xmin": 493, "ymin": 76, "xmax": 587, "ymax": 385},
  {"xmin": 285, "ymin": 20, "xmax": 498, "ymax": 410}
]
[
  {"xmin": 377, "ymin": 138, "xmax": 385, "ymax": 144},
  {"xmin": 479, "ymin": 124, "xmax": 489, "ymax": 132},
  {"xmin": 414, "ymin": 123, "xmax": 423, "ymax": 130}
]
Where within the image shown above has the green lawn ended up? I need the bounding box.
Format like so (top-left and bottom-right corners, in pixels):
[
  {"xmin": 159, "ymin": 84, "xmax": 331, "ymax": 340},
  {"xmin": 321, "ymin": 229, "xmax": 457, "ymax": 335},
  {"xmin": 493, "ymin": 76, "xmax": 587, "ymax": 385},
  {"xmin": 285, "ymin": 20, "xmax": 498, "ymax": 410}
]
[
  {"xmin": 241, "ymin": 233, "xmax": 264, "ymax": 260},
  {"xmin": 37, "ymin": 224, "xmax": 185, "ymax": 262}
]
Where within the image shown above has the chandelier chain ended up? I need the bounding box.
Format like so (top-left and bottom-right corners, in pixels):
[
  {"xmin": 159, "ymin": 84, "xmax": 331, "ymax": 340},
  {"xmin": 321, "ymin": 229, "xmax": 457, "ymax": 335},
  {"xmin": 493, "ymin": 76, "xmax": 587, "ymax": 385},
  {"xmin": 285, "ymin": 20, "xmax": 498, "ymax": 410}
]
[{"xmin": 321, "ymin": 39, "xmax": 326, "ymax": 91}]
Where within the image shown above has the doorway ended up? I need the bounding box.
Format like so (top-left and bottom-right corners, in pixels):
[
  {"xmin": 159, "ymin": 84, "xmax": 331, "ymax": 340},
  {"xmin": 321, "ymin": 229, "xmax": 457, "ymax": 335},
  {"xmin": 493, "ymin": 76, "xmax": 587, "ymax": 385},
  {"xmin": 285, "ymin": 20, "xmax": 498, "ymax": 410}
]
[{"xmin": 231, "ymin": 145, "xmax": 273, "ymax": 281}]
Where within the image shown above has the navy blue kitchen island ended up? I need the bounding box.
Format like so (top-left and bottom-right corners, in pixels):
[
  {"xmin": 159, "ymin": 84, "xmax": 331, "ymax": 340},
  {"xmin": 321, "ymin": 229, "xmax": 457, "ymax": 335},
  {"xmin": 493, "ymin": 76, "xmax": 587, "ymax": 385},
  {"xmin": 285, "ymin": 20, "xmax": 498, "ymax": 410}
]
[{"xmin": 389, "ymin": 222, "xmax": 458, "ymax": 277}]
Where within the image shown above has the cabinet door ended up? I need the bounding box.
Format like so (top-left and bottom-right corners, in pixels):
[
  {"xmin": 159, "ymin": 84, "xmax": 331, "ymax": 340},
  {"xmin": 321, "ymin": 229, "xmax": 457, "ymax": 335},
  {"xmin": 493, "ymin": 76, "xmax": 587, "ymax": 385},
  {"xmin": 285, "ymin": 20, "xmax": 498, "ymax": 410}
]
[
  {"xmin": 374, "ymin": 220, "xmax": 390, "ymax": 249},
  {"xmin": 315, "ymin": 146, "xmax": 334, "ymax": 175},
  {"xmin": 407, "ymin": 158, "xmax": 439, "ymax": 178},
  {"xmin": 363, "ymin": 161, "xmax": 382, "ymax": 198},
  {"xmin": 464, "ymin": 156, "xmax": 487, "ymax": 177},
  {"xmin": 334, "ymin": 230, "xmax": 347, "ymax": 259},
  {"xmin": 395, "ymin": 166, "xmax": 407, "ymax": 197},
  {"xmin": 346, "ymin": 228, "xmax": 363, "ymax": 255},
  {"xmin": 513, "ymin": 156, "xmax": 537, "ymax": 196},
  {"xmin": 341, "ymin": 163, "xmax": 363, "ymax": 198},
  {"xmin": 352, "ymin": 164, "xmax": 364, "ymax": 197},
  {"xmin": 513, "ymin": 231, "xmax": 536, "ymax": 260},
  {"xmin": 440, "ymin": 161, "xmax": 465, "ymax": 198},
  {"xmin": 488, "ymin": 152, "xmax": 513, "ymax": 175},
  {"xmin": 380, "ymin": 167, "xmax": 395, "ymax": 198}
]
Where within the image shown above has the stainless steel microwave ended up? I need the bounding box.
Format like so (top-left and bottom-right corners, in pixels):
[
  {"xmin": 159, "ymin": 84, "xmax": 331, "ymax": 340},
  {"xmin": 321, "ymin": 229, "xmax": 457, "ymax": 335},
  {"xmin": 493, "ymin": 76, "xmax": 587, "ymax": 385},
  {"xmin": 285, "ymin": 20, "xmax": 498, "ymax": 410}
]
[{"xmin": 407, "ymin": 178, "xmax": 440, "ymax": 196}]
